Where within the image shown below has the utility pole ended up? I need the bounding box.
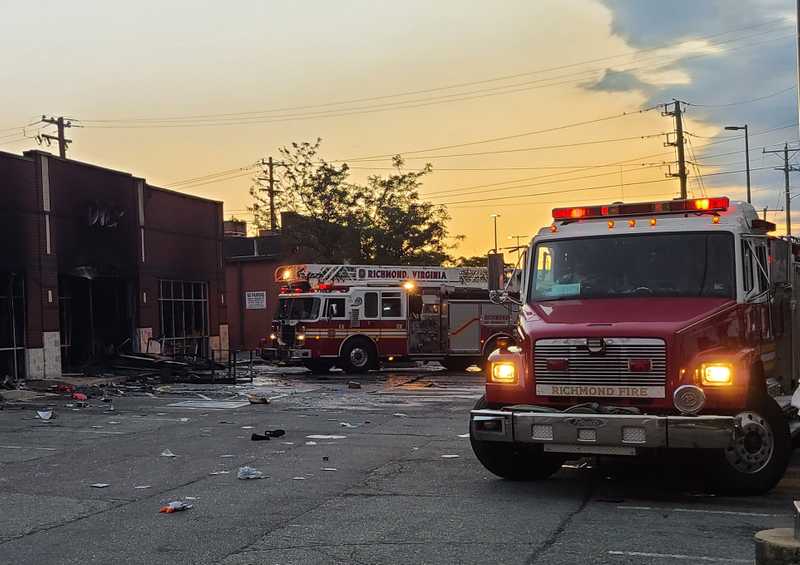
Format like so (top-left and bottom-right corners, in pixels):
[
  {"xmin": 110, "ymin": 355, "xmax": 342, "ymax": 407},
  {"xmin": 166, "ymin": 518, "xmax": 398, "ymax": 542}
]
[
  {"xmin": 724, "ymin": 125, "xmax": 751, "ymax": 203},
  {"xmin": 39, "ymin": 116, "xmax": 72, "ymax": 158},
  {"xmin": 507, "ymin": 235, "xmax": 527, "ymax": 261},
  {"xmin": 256, "ymin": 157, "xmax": 283, "ymax": 232},
  {"xmin": 663, "ymin": 101, "xmax": 688, "ymax": 199},
  {"xmin": 490, "ymin": 214, "xmax": 501, "ymax": 253},
  {"xmin": 764, "ymin": 143, "xmax": 800, "ymax": 236}
]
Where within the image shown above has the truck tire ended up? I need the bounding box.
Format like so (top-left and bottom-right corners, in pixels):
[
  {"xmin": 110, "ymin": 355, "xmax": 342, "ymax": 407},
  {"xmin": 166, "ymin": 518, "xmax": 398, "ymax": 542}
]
[
  {"xmin": 708, "ymin": 395, "xmax": 790, "ymax": 495},
  {"xmin": 339, "ymin": 338, "xmax": 377, "ymax": 374},
  {"xmin": 469, "ymin": 395, "xmax": 564, "ymax": 480}
]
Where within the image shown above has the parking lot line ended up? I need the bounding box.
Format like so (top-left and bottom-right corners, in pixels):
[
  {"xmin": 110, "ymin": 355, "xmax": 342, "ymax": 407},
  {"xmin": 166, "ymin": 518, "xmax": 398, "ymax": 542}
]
[
  {"xmin": 608, "ymin": 550, "xmax": 751, "ymax": 563},
  {"xmin": 617, "ymin": 505, "xmax": 787, "ymax": 518}
]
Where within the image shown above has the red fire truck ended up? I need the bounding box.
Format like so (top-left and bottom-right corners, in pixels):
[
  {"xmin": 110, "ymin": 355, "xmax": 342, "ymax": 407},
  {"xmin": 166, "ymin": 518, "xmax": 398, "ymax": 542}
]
[
  {"xmin": 264, "ymin": 263, "xmax": 517, "ymax": 373},
  {"xmin": 471, "ymin": 196, "xmax": 800, "ymax": 493}
]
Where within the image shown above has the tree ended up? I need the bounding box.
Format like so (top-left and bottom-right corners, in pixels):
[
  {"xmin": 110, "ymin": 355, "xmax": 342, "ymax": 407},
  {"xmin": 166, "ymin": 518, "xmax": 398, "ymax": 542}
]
[
  {"xmin": 360, "ymin": 156, "xmax": 456, "ymax": 265},
  {"xmin": 452, "ymin": 255, "xmax": 488, "ymax": 267},
  {"xmin": 248, "ymin": 141, "xmax": 461, "ymax": 265}
]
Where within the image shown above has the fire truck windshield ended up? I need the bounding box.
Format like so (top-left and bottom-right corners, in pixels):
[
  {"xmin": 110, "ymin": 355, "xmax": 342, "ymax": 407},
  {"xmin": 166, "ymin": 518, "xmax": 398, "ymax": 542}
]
[
  {"xmin": 275, "ymin": 297, "xmax": 321, "ymax": 320},
  {"xmin": 530, "ymin": 232, "xmax": 735, "ymax": 301}
]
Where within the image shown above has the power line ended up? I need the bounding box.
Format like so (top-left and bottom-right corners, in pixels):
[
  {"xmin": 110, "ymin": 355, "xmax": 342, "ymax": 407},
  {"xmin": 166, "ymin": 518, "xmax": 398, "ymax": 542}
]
[
  {"xmin": 684, "ymin": 84, "xmax": 796, "ymax": 108},
  {"xmin": 68, "ymin": 22, "xmax": 792, "ymax": 129}
]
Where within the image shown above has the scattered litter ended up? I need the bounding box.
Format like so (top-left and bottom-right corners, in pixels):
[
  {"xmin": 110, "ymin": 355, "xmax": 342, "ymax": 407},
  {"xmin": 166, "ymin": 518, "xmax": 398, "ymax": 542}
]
[
  {"xmin": 36, "ymin": 410, "xmax": 54, "ymax": 420},
  {"xmin": 169, "ymin": 400, "xmax": 250, "ymax": 409},
  {"xmin": 209, "ymin": 470, "xmax": 230, "ymax": 475},
  {"xmin": 411, "ymin": 447, "xmax": 419, "ymax": 451},
  {"xmin": 91, "ymin": 425, "xmax": 104, "ymax": 429},
  {"xmin": 65, "ymin": 403, "xmax": 75, "ymax": 408},
  {"xmin": 392, "ymin": 413, "xmax": 408, "ymax": 418},
  {"xmin": 241, "ymin": 426, "xmax": 254, "ymax": 430},
  {"xmin": 347, "ymin": 381, "xmax": 361, "ymax": 389},
  {"xmin": 160, "ymin": 449, "xmax": 177, "ymax": 458},
  {"xmin": 72, "ymin": 392, "xmax": 88, "ymax": 401},
  {"xmin": 305, "ymin": 441, "xmax": 317, "ymax": 446},
  {"xmin": 282, "ymin": 442, "xmax": 295, "ymax": 445},
  {"xmin": 90, "ymin": 483, "xmax": 110, "ymax": 488},
  {"xmin": 160, "ymin": 500, "xmax": 193, "ymax": 513},
  {"xmin": 339, "ymin": 422, "xmax": 356, "ymax": 428},
  {"xmin": 237, "ymin": 466, "xmax": 264, "ymax": 480},
  {"xmin": 246, "ymin": 393, "xmax": 270, "ymax": 405},
  {"xmin": 184, "ymin": 496, "xmax": 199, "ymax": 501},
  {"xmin": 306, "ymin": 435, "xmax": 346, "ymax": 440},
  {"xmin": 179, "ymin": 417, "xmax": 189, "ymax": 422},
  {"xmin": 291, "ymin": 476, "xmax": 306, "ymax": 480},
  {"xmin": 108, "ymin": 421, "xmax": 120, "ymax": 425},
  {"xmin": 458, "ymin": 433, "xmax": 470, "ymax": 438},
  {"xmin": 321, "ymin": 468, "xmax": 338, "ymax": 472},
  {"xmin": 134, "ymin": 485, "xmax": 151, "ymax": 489},
  {"xmin": 220, "ymin": 454, "xmax": 235, "ymax": 458},
  {"xmin": 322, "ymin": 456, "xmax": 329, "ymax": 461},
  {"xmin": 441, "ymin": 454, "xmax": 460, "ymax": 459},
  {"xmin": 251, "ymin": 429, "xmax": 286, "ymax": 441}
]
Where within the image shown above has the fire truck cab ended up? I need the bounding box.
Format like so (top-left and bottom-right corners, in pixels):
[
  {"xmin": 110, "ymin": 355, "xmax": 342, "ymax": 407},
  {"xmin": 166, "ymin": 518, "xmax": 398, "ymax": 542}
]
[
  {"xmin": 264, "ymin": 264, "xmax": 516, "ymax": 373},
  {"xmin": 471, "ymin": 196, "xmax": 800, "ymax": 493}
]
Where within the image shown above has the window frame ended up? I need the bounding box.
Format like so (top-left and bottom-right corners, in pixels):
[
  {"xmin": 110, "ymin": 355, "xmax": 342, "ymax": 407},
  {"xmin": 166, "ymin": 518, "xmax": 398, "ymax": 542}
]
[
  {"xmin": 380, "ymin": 291, "xmax": 403, "ymax": 319},
  {"xmin": 363, "ymin": 291, "xmax": 379, "ymax": 319}
]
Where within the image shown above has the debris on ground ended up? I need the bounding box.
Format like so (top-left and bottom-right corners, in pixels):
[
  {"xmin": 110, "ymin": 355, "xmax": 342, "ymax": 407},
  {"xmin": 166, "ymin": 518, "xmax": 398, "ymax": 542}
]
[
  {"xmin": 134, "ymin": 485, "xmax": 151, "ymax": 489},
  {"xmin": 247, "ymin": 392, "xmax": 270, "ymax": 404},
  {"xmin": 347, "ymin": 381, "xmax": 361, "ymax": 389},
  {"xmin": 306, "ymin": 435, "xmax": 346, "ymax": 440},
  {"xmin": 36, "ymin": 409, "xmax": 53, "ymax": 420},
  {"xmin": 237, "ymin": 466, "xmax": 264, "ymax": 480},
  {"xmin": 441, "ymin": 454, "xmax": 460, "ymax": 459},
  {"xmin": 160, "ymin": 449, "xmax": 177, "ymax": 458},
  {"xmin": 251, "ymin": 429, "xmax": 286, "ymax": 441},
  {"xmin": 90, "ymin": 483, "xmax": 110, "ymax": 488},
  {"xmin": 209, "ymin": 470, "xmax": 230, "ymax": 475},
  {"xmin": 291, "ymin": 476, "xmax": 306, "ymax": 480},
  {"xmin": 219, "ymin": 454, "xmax": 235, "ymax": 458},
  {"xmin": 392, "ymin": 413, "xmax": 408, "ymax": 417},
  {"xmin": 458, "ymin": 433, "xmax": 470, "ymax": 438},
  {"xmin": 321, "ymin": 468, "xmax": 338, "ymax": 472},
  {"xmin": 339, "ymin": 422, "xmax": 357, "ymax": 428},
  {"xmin": 160, "ymin": 500, "xmax": 193, "ymax": 513}
]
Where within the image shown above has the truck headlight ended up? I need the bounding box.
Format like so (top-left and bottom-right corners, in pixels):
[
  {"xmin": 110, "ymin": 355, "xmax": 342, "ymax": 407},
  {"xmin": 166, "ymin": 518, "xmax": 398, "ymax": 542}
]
[
  {"xmin": 297, "ymin": 333, "xmax": 306, "ymax": 342},
  {"xmin": 701, "ymin": 363, "xmax": 733, "ymax": 386},
  {"xmin": 490, "ymin": 362, "xmax": 517, "ymax": 384},
  {"xmin": 269, "ymin": 333, "xmax": 277, "ymax": 341}
]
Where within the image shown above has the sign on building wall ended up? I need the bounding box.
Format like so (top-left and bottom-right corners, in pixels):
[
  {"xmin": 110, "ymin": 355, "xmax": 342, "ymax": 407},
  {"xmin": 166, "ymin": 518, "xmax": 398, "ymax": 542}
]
[{"xmin": 245, "ymin": 291, "xmax": 267, "ymax": 310}]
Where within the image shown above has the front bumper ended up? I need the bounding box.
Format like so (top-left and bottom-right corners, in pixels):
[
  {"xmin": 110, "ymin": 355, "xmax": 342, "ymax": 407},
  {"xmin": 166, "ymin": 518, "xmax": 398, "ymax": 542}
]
[
  {"xmin": 261, "ymin": 347, "xmax": 312, "ymax": 362},
  {"xmin": 470, "ymin": 407, "xmax": 735, "ymax": 455}
]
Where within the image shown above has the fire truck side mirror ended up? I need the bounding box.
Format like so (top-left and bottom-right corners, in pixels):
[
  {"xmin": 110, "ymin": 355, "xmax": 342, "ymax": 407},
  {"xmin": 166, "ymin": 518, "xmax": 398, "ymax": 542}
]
[{"xmin": 487, "ymin": 252, "xmax": 505, "ymax": 291}]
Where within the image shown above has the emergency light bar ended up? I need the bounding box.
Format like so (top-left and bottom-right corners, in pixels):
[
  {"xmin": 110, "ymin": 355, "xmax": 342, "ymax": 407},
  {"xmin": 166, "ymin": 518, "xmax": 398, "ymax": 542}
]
[{"xmin": 552, "ymin": 197, "xmax": 729, "ymax": 221}]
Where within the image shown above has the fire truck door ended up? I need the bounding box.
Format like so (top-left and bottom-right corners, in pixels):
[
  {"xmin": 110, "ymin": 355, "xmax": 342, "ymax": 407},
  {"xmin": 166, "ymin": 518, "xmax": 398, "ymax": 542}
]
[
  {"xmin": 448, "ymin": 302, "xmax": 481, "ymax": 353},
  {"xmin": 408, "ymin": 293, "xmax": 443, "ymax": 354}
]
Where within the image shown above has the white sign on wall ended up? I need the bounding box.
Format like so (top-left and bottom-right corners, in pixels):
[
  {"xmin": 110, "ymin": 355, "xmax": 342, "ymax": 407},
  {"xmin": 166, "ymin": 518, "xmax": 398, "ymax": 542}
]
[{"xmin": 245, "ymin": 291, "xmax": 267, "ymax": 310}]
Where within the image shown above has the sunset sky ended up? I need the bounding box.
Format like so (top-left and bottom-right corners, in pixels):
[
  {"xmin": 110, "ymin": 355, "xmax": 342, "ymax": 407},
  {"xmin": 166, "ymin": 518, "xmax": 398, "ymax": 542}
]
[{"xmin": 2, "ymin": 0, "xmax": 799, "ymax": 258}]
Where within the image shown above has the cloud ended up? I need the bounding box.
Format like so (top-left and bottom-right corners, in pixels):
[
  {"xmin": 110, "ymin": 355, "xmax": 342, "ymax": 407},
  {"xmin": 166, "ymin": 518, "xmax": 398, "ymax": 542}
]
[
  {"xmin": 584, "ymin": 68, "xmax": 652, "ymax": 93},
  {"xmin": 595, "ymin": 0, "xmax": 799, "ymax": 212}
]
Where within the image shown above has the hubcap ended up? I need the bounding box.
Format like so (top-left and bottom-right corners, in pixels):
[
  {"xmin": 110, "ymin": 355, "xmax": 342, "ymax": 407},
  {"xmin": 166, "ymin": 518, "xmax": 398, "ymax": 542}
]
[
  {"xmin": 349, "ymin": 347, "xmax": 368, "ymax": 367},
  {"xmin": 725, "ymin": 411, "xmax": 774, "ymax": 474}
]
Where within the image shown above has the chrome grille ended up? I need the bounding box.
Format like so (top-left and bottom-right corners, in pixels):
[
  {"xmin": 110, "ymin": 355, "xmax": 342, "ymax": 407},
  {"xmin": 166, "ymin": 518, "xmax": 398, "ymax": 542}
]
[{"xmin": 534, "ymin": 338, "xmax": 666, "ymax": 398}]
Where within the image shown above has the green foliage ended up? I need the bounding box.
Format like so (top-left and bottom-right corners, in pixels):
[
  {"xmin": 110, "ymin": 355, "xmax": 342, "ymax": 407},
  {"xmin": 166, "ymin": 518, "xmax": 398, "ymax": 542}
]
[
  {"xmin": 452, "ymin": 255, "xmax": 488, "ymax": 268},
  {"xmin": 248, "ymin": 141, "xmax": 460, "ymax": 265}
]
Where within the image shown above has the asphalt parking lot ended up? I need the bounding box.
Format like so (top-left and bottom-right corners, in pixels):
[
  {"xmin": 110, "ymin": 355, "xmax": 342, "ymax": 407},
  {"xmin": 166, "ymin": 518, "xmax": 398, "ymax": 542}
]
[{"xmin": 1, "ymin": 367, "xmax": 798, "ymax": 564}]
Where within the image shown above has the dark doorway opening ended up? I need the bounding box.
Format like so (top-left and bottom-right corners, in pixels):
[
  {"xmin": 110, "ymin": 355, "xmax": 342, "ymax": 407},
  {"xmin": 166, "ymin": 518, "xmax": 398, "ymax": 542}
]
[
  {"xmin": 59, "ymin": 276, "xmax": 133, "ymax": 369},
  {"xmin": 0, "ymin": 273, "xmax": 25, "ymax": 383}
]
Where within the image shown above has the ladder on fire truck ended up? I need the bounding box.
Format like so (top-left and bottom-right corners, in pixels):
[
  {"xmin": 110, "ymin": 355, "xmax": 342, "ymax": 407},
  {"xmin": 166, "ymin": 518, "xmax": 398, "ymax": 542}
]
[{"xmin": 276, "ymin": 264, "xmax": 489, "ymax": 289}]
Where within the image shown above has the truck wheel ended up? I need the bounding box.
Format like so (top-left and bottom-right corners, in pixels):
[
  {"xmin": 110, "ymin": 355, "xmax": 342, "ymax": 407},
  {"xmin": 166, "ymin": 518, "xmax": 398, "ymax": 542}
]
[
  {"xmin": 339, "ymin": 338, "xmax": 377, "ymax": 374},
  {"xmin": 469, "ymin": 395, "xmax": 564, "ymax": 480},
  {"xmin": 709, "ymin": 395, "xmax": 790, "ymax": 495}
]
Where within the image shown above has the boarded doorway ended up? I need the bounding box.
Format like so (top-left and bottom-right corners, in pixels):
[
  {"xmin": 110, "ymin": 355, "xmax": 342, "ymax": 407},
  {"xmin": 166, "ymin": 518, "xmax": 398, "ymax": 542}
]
[{"xmin": 0, "ymin": 274, "xmax": 25, "ymax": 382}]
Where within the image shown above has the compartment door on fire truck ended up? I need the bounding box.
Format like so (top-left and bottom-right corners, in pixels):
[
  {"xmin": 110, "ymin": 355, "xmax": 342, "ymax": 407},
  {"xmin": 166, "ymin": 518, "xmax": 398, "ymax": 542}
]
[
  {"xmin": 448, "ymin": 301, "xmax": 481, "ymax": 353},
  {"xmin": 408, "ymin": 292, "xmax": 443, "ymax": 354}
]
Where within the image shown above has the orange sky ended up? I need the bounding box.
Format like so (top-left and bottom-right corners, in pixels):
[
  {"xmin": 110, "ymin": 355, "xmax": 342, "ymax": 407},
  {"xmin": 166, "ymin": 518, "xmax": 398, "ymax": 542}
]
[{"xmin": 1, "ymin": 0, "xmax": 795, "ymax": 258}]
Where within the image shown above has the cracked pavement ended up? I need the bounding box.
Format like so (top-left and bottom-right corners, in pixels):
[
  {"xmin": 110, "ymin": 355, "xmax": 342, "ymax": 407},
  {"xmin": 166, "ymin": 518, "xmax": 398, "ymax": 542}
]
[{"xmin": 1, "ymin": 368, "xmax": 798, "ymax": 564}]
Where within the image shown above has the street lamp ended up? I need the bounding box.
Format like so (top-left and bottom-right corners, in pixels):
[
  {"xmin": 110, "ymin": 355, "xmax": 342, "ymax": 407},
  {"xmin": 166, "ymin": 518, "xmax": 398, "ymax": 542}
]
[
  {"xmin": 724, "ymin": 125, "xmax": 751, "ymax": 203},
  {"xmin": 490, "ymin": 214, "xmax": 501, "ymax": 253}
]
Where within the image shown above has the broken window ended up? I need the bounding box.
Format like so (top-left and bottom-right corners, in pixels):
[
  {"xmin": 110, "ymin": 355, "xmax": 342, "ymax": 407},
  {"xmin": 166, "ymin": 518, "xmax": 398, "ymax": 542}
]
[
  {"xmin": 158, "ymin": 280, "xmax": 209, "ymax": 358},
  {"xmin": 0, "ymin": 274, "xmax": 25, "ymax": 381}
]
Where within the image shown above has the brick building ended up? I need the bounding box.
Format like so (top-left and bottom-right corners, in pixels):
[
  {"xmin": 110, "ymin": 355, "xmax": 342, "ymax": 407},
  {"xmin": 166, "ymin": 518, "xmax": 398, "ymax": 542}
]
[{"xmin": 0, "ymin": 150, "xmax": 227, "ymax": 381}]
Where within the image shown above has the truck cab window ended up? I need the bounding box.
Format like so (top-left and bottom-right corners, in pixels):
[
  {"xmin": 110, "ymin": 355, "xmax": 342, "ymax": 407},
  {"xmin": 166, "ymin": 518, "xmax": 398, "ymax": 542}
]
[
  {"xmin": 742, "ymin": 241, "xmax": 754, "ymax": 293},
  {"xmin": 364, "ymin": 292, "xmax": 378, "ymax": 318},
  {"xmin": 755, "ymin": 244, "xmax": 769, "ymax": 292},
  {"xmin": 381, "ymin": 292, "xmax": 402, "ymax": 318},
  {"xmin": 326, "ymin": 297, "xmax": 346, "ymax": 319}
]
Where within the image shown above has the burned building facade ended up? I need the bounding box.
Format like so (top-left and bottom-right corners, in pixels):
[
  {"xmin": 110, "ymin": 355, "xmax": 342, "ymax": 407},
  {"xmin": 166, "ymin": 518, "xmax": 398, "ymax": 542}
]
[{"xmin": 0, "ymin": 150, "xmax": 228, "ymax": 381}]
